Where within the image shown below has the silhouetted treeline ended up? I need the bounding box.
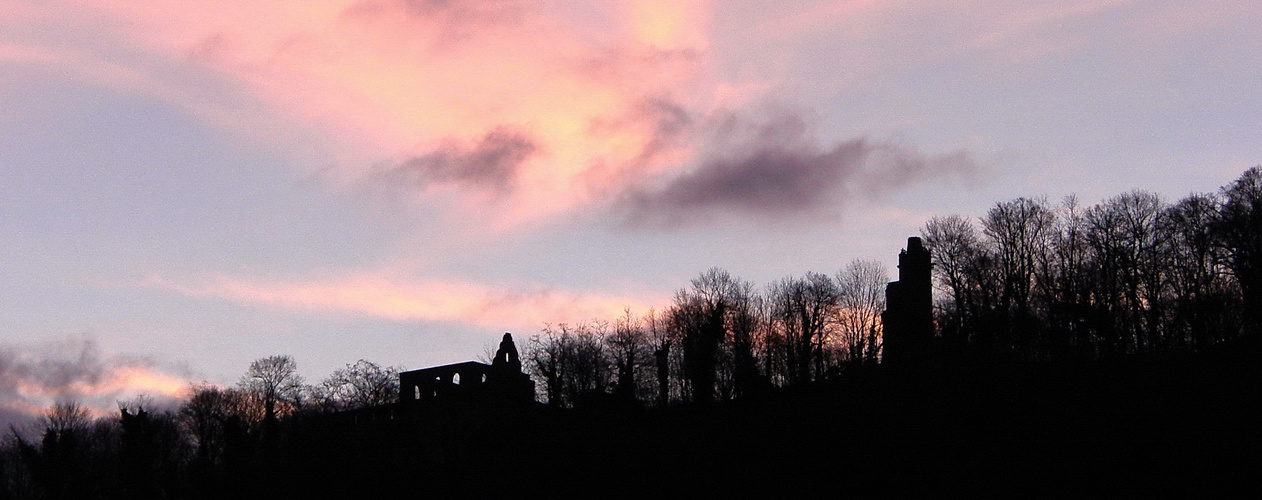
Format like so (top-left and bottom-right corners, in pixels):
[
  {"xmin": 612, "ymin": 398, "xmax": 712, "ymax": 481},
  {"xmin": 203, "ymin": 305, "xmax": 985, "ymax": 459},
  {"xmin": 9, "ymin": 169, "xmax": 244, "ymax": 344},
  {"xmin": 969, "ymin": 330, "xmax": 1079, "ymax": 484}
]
[
  {"xmin": 524, "ymin": 260, "xmax": 887, "ymax": 408},
  {"xmin": 923, "ymin": 167, "xmax": 1261, "ymax": 361}
]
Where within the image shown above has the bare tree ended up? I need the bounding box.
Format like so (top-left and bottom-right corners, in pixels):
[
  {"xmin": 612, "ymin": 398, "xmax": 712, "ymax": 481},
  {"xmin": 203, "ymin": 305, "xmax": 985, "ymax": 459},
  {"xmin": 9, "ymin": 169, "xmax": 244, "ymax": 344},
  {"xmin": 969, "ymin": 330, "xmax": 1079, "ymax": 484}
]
[
  {"xmin": 182, "ymin": 384, "xmax": 245, "ymax": 467},
  {"xmin": 725, "ymin": 282, "xmax": 765, "ymax": 398},
  {"xmin": 40, "ymin": 401, "xmax": 91, "ymax": 440},
  {"xmin": 525, "ymin": 322, "xmax": 612, "ymax": 407},
  {"xmin": 923, "ymin": 215, "xmax": 981, "ymax": 287},
  {"xmin": 525, "ymin": 327, "xmax": 564, "ymax": 406},
  {"xmin": 672, "ymin": 268, "xmax": 745, "ymax": 403},
  {"xmin": 239, "ymin": 355, "xmax": 304, "ymax": 423},
  {"xmin": 1215, "ymin": 166, "xmax": 1262, "ymax": 337},
  {"xmin": 922, "ymin": 215, "xmax": 983, "ymax": 349},
  {"xmin": 768, "ymin": 272, "xmax": 839, "ymax": 384},
  {"xmin": 644, "ymin": 308, "xmax": 676, "ymax": 407},
  {"xmin": 1044, "ymin": 195, "xmax": 1094, "ymax": 358},
  {"xmin": 983, "ymin": 196, "xmax": 1055, "ymax": 358},
  {"xmin": 561, "ymin": 321, "xmax": 612, "ymax": 405},
  {"xmin": 1164, "ymin": 193, "xmax": 1238, "ymax": 349},
  {"xmin": 27, "ymin": 402, "xmax": 97, "ymax": 499},
  {"xmin": 609, "ymin": 309, "xmax": 647, "ymax": 402},
  {"xmin": 1084, "ymin": 191, "xmax": 1169, "ymax": 355},
  {"xmin": 836, "ymin": 259, "xmax": 888, "ymax": 368},
  {"xmin": 319, "ymin": 360, "xmax": 400, "ymax": 411}
]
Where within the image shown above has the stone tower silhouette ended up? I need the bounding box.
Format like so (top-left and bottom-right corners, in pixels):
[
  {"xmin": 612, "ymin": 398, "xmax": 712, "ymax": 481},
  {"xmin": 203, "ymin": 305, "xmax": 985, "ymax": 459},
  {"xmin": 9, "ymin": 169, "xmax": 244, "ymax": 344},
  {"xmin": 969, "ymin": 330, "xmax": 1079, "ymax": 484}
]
[{"xmin": 881, "ymin": 236, "xmax": 934, "ymax": 366}]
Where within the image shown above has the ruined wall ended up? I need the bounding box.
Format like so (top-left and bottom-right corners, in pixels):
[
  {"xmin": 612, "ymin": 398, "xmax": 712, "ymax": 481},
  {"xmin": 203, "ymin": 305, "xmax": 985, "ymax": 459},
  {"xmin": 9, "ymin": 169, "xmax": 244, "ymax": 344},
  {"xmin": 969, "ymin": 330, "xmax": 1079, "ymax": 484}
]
[{"xmin": 398, "ymin": 333, "xmax": 535, "ymax": 406}]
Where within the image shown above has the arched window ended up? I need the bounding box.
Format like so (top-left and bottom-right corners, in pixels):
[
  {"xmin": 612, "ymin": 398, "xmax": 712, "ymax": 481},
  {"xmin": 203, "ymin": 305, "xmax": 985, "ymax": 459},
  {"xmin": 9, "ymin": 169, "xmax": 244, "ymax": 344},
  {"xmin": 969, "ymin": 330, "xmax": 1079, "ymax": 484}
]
[{"xmin": 452, "ymin": 373, "xmax": 461, "ymax": 385}]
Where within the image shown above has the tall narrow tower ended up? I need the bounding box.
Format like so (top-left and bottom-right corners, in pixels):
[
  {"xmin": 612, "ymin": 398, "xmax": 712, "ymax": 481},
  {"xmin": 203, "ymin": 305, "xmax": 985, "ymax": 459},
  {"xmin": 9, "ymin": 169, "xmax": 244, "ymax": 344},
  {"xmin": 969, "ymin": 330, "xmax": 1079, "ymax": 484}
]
[{"xmin": 881, "ymin": 237, "xmax": 934, "ymax": 366}]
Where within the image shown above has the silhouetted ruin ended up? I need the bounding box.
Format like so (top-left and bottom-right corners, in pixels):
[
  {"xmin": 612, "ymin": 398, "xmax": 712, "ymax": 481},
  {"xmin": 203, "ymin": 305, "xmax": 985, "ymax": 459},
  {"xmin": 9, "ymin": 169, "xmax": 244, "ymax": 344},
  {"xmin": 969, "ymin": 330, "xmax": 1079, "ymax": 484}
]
[
  {"xmin": 882, "ymin": 236, "xmax": 934, "ymax": 365},
  {"xmin": 398, "ymin": 332, "xmax": 535, "ymax": 406}
]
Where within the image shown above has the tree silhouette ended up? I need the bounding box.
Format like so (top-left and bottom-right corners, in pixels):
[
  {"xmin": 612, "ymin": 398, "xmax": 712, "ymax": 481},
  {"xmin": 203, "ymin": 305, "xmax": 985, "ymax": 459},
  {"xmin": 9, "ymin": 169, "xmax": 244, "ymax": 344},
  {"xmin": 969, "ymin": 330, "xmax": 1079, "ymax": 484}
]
[
  {"xmin": 725, "ymin": 283, "xmax": 765, "ymax": 398},
  {"xmin": 239, "ymin": 355, "xmax": 304, "ymax": 424},
  {"xmin": 1164, "ymin": 193, "xmax": 1237, "ymax": 349},
  {"xmin": 672, "ymin": 268, "xmax": 745, "ymax": 403},
  {"xmin": 836, "ymin": 259, "xmax": 888, "ymax": 368},
  {"xmin": 316, "ymin": 360, "xmax": 400, "ymax": 411},
  {"xmin": 525, "ymin": 323, "xmax": 612, "ymax": 407},
  {"xmin": 769, "ymin": 272, "xmax": 839, "ymax": 384},
  {"xmin": 526, "ymin": 328, "xmax": 564, "ymax": 406},
  {"xmin": 609, "ymin": 309, "xmax": 649, "ymax": 403},
  {"xmin": 117, "ymin": 399, "xmax": 186, "ymax": 498},
  {"xmin": 182, "ymin": 384, "xmax": 245, "ymax": 469},
  {"xmin": 1215, "ymin": 166, "xmax": 1262, "ymax": 338},
  {"xmin": 922, "ymin": 214, "xmax": 985, "ymax": 355},
  {"xmin": 645, "ymin": 308, "xmax": 676, "ymax": 407},
  {"xmin": 19, "ymin": 402, "xmax": 94, "ymax": 499},
  {"xmin": 983, "ymin": 196, "xmax": 1055, "ymax": 358}
]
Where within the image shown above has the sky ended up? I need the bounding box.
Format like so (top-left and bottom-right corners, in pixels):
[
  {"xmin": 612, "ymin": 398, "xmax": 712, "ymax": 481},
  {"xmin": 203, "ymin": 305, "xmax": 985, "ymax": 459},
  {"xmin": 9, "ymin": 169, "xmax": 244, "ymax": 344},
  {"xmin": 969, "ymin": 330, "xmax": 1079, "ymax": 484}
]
[{"xmin": 2, "ymin": 0, "xmax": 1260, "ymax": 425}]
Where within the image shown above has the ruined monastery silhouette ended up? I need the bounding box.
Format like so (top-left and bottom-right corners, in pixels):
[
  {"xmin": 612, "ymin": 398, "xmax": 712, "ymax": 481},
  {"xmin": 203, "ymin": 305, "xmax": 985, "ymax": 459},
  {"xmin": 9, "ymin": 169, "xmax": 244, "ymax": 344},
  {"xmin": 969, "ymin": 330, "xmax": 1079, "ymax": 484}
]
[{"xmin": 399, "ymin": 332, "xmax": 535, "ymax": 406}]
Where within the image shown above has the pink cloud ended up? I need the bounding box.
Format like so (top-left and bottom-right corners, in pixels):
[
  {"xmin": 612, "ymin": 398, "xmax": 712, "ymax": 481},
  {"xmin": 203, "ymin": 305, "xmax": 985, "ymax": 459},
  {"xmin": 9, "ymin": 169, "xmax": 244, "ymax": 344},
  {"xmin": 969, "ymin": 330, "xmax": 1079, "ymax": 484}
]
[
  {"xmin": 9, "ymin": 366, "xmax": 190, "ymax": 403},
  {"xmin": 51, "ymin": 0, "xmax": 720, "ymax": 222},
  {"xmin": 148, "ymin": 273, "xmax": 660, "ymax": 330}
]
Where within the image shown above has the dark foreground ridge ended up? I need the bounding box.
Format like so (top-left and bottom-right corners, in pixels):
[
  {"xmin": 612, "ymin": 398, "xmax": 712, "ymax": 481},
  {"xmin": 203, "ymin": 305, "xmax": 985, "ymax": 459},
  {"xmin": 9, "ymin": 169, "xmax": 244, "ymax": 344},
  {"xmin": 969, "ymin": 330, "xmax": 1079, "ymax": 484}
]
[{"xmin": 241, "ymin": 336, "xmax": 1258, "ymax": 498}]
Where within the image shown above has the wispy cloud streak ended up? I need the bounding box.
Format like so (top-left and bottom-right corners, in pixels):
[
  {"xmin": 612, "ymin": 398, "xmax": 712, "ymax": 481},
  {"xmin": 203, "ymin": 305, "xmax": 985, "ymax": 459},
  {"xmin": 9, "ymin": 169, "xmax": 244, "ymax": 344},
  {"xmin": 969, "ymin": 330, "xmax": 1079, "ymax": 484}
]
[{"xmin": 147, "ymin": 274, "xmax": 657, "ymax": 329}]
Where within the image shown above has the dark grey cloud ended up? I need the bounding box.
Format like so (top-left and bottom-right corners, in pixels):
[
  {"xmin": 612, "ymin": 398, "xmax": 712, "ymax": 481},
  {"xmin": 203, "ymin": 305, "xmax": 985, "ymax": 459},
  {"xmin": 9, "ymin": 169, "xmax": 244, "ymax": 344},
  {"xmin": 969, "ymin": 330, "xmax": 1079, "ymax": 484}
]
[
  {"xmin": 385, "ymin": 125, "xmax": 538, "ymax": 194},
  {"xmin": 1, "ymin": 336, "xmax": 104, "ymax": 397},
  {"xmin": 633, "ymin": 140, "xmax": 866, "ymax": 215},
  {"xmin": 617, "ymin": 111, "xmax": 974, "ymax": 226}
]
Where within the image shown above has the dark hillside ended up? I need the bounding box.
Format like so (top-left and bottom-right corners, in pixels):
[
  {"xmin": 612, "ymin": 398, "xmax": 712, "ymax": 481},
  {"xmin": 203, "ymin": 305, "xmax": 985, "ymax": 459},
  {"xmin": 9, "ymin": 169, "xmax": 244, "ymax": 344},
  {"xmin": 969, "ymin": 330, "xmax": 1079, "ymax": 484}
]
[{"xmin": 260, "ymin": 337, "xmax": 1256, "ymax": 498}]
